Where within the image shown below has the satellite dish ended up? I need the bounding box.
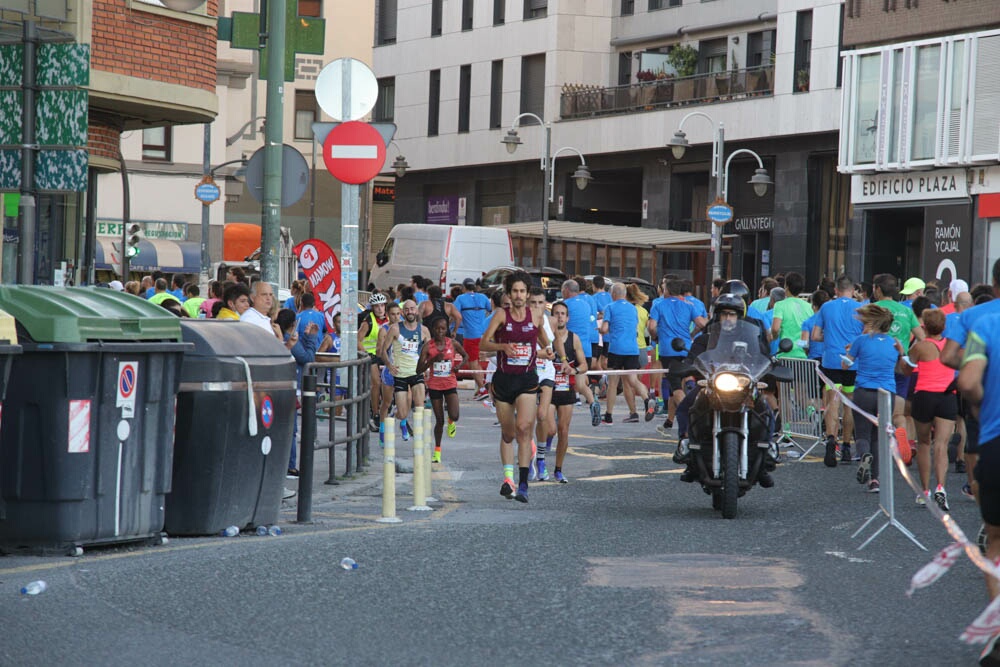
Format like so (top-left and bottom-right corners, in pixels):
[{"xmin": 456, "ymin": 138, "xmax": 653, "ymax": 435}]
[{"xmin": 159, "ymin": 0, "xmax": 206, "ymax": 10}]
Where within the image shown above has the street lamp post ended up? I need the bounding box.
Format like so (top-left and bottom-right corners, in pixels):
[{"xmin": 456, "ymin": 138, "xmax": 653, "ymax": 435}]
[
  {"xmin": 502, "ymin": 114, "xmax": 591, "ymax": 267},
  {"xmin": 667, "ymin": 112, "xmax": 772, "ymax": 282}
]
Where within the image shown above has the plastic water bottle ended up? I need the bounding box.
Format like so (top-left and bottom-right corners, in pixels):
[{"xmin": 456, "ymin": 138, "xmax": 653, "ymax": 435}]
[
  {"xmin": 268, "ymin": 526, "xmax": 282, "ymax": 536},
  {"xmin": 339, "ymin": 557, "xmax": 358, "ymax": 570},
  {"xmin": 220, "ymin": 526, "xmax": 239, "ymax": 537},
  {"xmin": 255, "ymin": 525, "xmax": 269, "ymax": 536},
  {"xmin": 21, "ymin": 581, "xmax": 47, "ymax": 596}
]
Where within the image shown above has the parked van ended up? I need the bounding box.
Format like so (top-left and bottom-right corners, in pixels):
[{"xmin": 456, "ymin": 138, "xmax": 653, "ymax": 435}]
[{"xmin": 370, "ymin": 224, "xmax": 513, "ymax": 290}]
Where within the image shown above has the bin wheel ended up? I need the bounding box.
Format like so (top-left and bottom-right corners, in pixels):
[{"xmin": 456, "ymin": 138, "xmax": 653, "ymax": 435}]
[{"xmin": 68, "ymin": 546, "xmax": 84, "ymax": 557}]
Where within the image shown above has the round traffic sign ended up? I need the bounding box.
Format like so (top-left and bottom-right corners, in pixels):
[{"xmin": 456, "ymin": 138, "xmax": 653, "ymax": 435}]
[
  {"xmin": 315, "ymin": 58, "xmax": 378, "ymax": 122},
  {"xmin": 322, "ymin": 121, "xmax": 387, "ymax": 185}
]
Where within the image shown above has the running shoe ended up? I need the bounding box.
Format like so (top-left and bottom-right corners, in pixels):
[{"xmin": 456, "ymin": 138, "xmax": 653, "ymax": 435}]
[
  {"xmin": 368, "ymin": 417, "xmax": 379, "ymax": 433},
  {"xmin": 554, "ymin": 470, "xmax": 568, "ymax": 483},
  {"xmin": 528, "ymin": 440, "xmax": 538, "ymax": 481},
  {"xmin": 823, "ymin": 435, "xmax": 838, "ymax": 468},
  {"xmin": 867, "ymin": 479, "xmax": 880, "ymax": 493},
  {"xmin": 840, "ymin": 443, "xmax": 852, "ymax": 465},
  {"xmin": 915, "ymin": 492, "xmax": 927, "ymax": 506},
  {"xmin": 963, "ymin": 483, "xmax": 975, "ymax": 499},
  {"xmin": 602, "ymin": 413, "xmax": 613, "ymax": 425},
  {"xmin": 590, "ymin": 400, "xmax": 602, "ymax": 427},
  {"xmin": 663, "ymin": 418, "xmax": 674, "ymax": 430},
  {"xmin": 857, "ymin": 453, "xmax": 872, "ymax": 485},
  {"xmin": 656, "ymin": 424, "xmax": 673, "ymax": 438},
  {"xmin": 933, "ymin": 487, "xmax": 951, "ymax": 512},
  {"xmin": 536, "ymin": 459, "xmax": 550, "ymax": 481},
  {"xmin": 432, "ymin": 449, "xmax": 441, "ymax": 464},
  {"xmin": 472, "ymin": 388, "xmax": 489, "ymax": 401},
  {"xmin": 447, "ymin": 419, "xmax": 457, "ymax": 438},
  {"xmin": 514, "ymin": 482, "xmax": 529, "ymax": 503},
  {"xmin": 644, "ymin": 398, "xmax": 655, "ymax": 422},
  {"xmin": 500, "ymin": 477, "xmax": 515, "ymax": 498},
  {"xmin": 286, "ymin": 468, "xmax": 299, "ymax": 479},
  {"xmin": 400, "ymin": 420, "xmax": 410, "ymax": 442},
  {"xmin": 623, "ymin": 413, "xmax": 640, "ymax": 423},
  {"xmin": 956, "ymin": 460, "xmax": 967, "ymax": 474}
]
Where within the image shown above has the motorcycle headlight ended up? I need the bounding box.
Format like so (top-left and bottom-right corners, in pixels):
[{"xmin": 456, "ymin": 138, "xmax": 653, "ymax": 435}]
[{"xmin": 713, "ymin": 372, "xmax": 743, "ymax": 392}]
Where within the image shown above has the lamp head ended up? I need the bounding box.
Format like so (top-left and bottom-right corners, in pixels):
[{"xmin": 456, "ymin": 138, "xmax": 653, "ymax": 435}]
[
  {"xmin": 501, "ymin": 129, "xmax": 522, "ymax": 154},
  {"xmin": 160, "ymin": 0, "xmax": 206, "ymax": 10},
  {"xmin": 572, "ymin": 165, "xmax": 592, "ymax": 191},
  {"xmin": 667, "ymin": 130, "xmax": 689, "ymax": 160},
  {"xmin": 392, "ymin": 155, "xmax": 410, "ymax": 178},
  {"xmin": 748, "ymin": 168, "xmax": 773, "ymax": 197}
]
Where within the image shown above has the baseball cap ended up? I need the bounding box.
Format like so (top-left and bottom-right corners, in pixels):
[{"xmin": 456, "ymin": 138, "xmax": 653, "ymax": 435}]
[
  {"xmin": 108, "ymin": 280, "xmax": 124, "ymax": 291},
  {"xmin": 463, "ymin": 278, "xmax": 476, "ymax": 288},
  {"xmin": 949, "ymin": 278, "xmax": 969, "ymax": 300},
  {"xmin": 900, "ymin": 277, "xmax": 926, "ymax": 296}
]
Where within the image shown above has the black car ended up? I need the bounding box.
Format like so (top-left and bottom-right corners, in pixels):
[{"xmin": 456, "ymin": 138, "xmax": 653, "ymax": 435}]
[
  {"xmin": 480, "ymin": 266, "xmax": 567, "ymax": 303},
  {"xmin": 584, "ymin": 275, "xmax": 658, "ymax": 310}
]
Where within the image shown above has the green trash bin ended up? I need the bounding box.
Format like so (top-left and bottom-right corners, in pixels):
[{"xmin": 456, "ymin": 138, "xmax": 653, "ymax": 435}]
[{"xmin": 0, "ymin": 287, "xmax": 188, "ymax": 555}]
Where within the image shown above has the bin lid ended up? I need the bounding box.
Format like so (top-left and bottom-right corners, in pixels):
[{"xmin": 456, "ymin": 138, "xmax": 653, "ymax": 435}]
[
  {"xmin": 180, "ymin": 319, "xmax": 295, "ymax": 358},
  {"xmin": 0, "ymin": 286, "xmax": 183, "ymax": 343}
]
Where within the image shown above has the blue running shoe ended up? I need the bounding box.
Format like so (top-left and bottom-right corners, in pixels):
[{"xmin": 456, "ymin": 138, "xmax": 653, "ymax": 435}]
[
  {"xmin": 590, "ymin": 400, "xmax": 602, "ymax": 427},
  {"xmin": 536, "ymin": 459, "xmax": 550, "ymax": 481},
  {"xmin": 400, "ymin": 420, "xmax": 410, "ymax": 441},
  {"xmin": 554, "ymin": 470, "xmax": 567, "ymax": 483},
  {"xmin": 514, "ymin": 482, "xmax": 528, "ymax": 503}
]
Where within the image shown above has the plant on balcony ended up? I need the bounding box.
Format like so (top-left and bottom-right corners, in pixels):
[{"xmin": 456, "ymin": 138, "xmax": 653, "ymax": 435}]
[
  {"xmin": 636, "ymin": 69, "xmax": 657, "ymax": 82},
  {"xmin": 797, "ymin": 68, "xmax": 810, "ymax": 91},
  {"xmin": 666, "ymin": 43, "xmax": 698, "ymax": 78}
]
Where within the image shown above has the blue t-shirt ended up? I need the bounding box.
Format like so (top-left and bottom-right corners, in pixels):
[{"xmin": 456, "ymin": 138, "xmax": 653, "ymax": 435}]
[
  {"xmin": 297, "ymin": 309, "xmax": 327, "ymax": 337},
  {"xmin": 801, "ymin": 313, "xmax": 824, "ymax": 361},
  {"xmin": 284, "ymin": 296, "xmax": 297, "ymax": 310},
  {"xmin": 170, "ymin": 288, "xmax": 185, "ymax": 302},
  {"xmin": 943, "ymin": 299, "xmax": 1000, "ymax": 349},
  {"xmin": 593, "ymin": 291, "xmax": 612, "ymax": 318},
  {"xmin": 565, "ymin": 294, "xmax": 597, "ymax": 351},
  {"xmin": 414, "ymin": 291, "xmax": 429, "ymax": 304},
  {"xmin": 649, "ymin": 297, "xmax": 699, "ymax": 358},
  {"xmin": 684, "ymin": 295, "xmax": 708, "ymax": 320},
  {"xmin": 144, "ymin": 286, "xmax": 155, "ymax": 299},
  {"xmin": 750, "ymin": 296, "xmax": 770, "ymax": 316},
  {"xmin": 603, "ymin": 299, "xmax": 639, "ymax": 356},
  {"xmin": 815, "ymin": 297, "xmax": 863, "ymax": 369},
  {"xmin": 849, "ymin": 333, "xmax": 898, "ymax": 393},
  {"xmin": 967, "ymin": 313, "xmax": 1000, "ymax": 442},
  {"xmin": 454, "ymin": 292, "xmax": 492, "ymax": 339},
  {"xmin": 584, "ymin": 293, "xmax": 600, "ymax": 342}
]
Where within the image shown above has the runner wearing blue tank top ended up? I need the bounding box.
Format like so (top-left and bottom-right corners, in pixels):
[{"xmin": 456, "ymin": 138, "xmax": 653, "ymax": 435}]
[{"xmin": 480, "ymin": 270, "xmax": 555, "ymax": 503}]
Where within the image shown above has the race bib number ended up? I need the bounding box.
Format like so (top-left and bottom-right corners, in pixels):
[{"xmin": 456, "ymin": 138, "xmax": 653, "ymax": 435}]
[
  {"xmin": 508, "ymin": 343, "xmax": 533, "ymax": 366},
  {"xmin": 555, "ymin": 372, "xmax": 570, "ymax": 392},
  {"xmin": 432, "ymin": 360, "xmax": 452, "ymax": 377},
  {"xmin": 400, "ymin": 337, "xmax": 419, "ymax": 356}
]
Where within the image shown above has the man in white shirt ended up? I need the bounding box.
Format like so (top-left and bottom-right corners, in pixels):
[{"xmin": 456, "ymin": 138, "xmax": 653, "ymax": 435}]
[{"xmin": 241, "ymin": 279, "xmax": 279, "ymax": 338}]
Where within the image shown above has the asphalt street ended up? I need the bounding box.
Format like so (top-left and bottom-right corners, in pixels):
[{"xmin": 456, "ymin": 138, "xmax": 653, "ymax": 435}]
[{"xmin": 0, "ymin": 388, "xmax": 991, "ymax": 666}]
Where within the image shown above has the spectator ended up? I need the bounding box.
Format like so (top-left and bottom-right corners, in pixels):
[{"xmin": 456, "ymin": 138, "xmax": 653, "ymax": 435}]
[
  {"xmin": 139, "ymin": 275, "xmax": 153, "ymax": 297},
  {"xmin": 108, "ymin": 280, "xmax": 124, "ymax": 292},
  {"xmin": 181, "ymin": 283, "xmax": 205, "ymax": 318},
  {"xmin": 200, "ymin": 280, "xmax": 224, "ymax": 318},
  {"xmin": 275, "ymin": 307, "xmax": 319, "ymax": 478},
  {"xmin": 124, "ymin": 280, "xmax": 142, "ymax": 296},
  {"xmin": 144, "ymin": 271, "xmax": 164, "ymax": 299},
  {"xmin": 454, "ymin": 277, "xmax": 492, "ymax": 399},
  {"xmin": 170, "ymin": 274, "xmax": 186, "ymax": 301},
  {"xmin": 285, "ymin": 279, "xmax": 305, "ymax": 310},
  {"xmin": 158, "ymin": 299, "xmax": 186, "ymax": 317},
  {"xmin": 217, "ymin": 282, "xmax": 251, "ymax": 320},
  {"xmin": 412, "ymin": 275, "xmax": 429, "ymax": 304},
  {"xmin": 242, "ymin": 279, "xmax": 279, "ymax": 338},
  {"xmin": 148, "ymin": 278, "xmax": 180, "ymax": 306},
  {"xmin": 227, "ymin": 266, "xmax": 248, "ymax": 285}
]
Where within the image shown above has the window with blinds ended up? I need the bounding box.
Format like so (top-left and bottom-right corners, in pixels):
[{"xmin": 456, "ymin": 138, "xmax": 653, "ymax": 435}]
[
  {"xmin": 519, "ymin": 54, "xmax": 546, "ymax": 124},
  {"xmin": 375, "ymin": 77, "xmax": 395, "ymax": 123},
  {"xmin": 428, "ymin": 70, "xmax": 441, "ymax": 136},
  {"xmin": 432, "ymin": 0, "xmax": 443, "ymax": 36},
  {"xmin": 459, "ymin": 65, "xmax": 472, "ymax": 133},
  {"xmin": 524, "ymin": 0, "xmax": 547, "ymax": 20},
  {"xmin": 376, "ymin": 0, "xmax": 397, "ymax": 45},
  {"xmin": 490, "ymin": 60, "xmax": 504, "ymax": 129},
  {"xmin": 494, "ymin": 0, "xmax": 505, "ymax": 25},
  {"xmin": 462, "ymin": 0, "xmax": 474, "ymax": 30}
]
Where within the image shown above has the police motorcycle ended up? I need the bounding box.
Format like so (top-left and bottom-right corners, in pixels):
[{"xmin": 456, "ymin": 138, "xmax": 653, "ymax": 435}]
[{"xmin": 670, "ymin": 299, "xmax": 793, "ymax": 519}]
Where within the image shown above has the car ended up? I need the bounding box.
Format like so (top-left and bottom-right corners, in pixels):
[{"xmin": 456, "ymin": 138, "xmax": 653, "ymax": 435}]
[
  {"xmin": 480, "ymin": 266, "xmax": 568, "ymax": 303},
  {"xmin": 584, "ymin": 275, "xmax": 658, "ymax": 309}
]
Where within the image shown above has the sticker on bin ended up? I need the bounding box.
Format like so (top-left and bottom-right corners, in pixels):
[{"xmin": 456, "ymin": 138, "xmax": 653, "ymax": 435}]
[
  {"xmin": 117, "ymin": 362, "xmax": 138, "ymax": 419},
  {"xmin": 68, "ymin": 399, "xmax": 91, "ymax": 453},
  {"xmin": 260, "ymin": 395, "xmax": 274, "ymax": 429}
]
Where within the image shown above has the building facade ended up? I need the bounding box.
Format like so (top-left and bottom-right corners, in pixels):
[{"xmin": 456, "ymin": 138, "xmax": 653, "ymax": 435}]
[{"xmin": 372, "ymin": 0, "xmax": 849, "ymax": 292}]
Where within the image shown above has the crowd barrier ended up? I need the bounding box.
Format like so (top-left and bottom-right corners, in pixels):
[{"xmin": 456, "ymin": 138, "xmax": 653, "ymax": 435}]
[{"xmin": 775, "ymin": 357, "xmax": 826, "ymax": 459}]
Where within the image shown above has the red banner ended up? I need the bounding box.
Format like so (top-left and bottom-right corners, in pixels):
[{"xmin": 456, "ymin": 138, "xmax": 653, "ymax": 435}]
[{"xmin": 293, "ymin": 239, "xmax": 341, "ymax": 331}]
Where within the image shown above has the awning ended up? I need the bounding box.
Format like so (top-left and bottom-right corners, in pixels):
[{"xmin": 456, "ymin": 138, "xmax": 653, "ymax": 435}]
[
  {"xmin": 95, "ymin": 238, "xmax": 202, "ymax": 274},
  {"xmin": 499, "ymin": 221, "xmax": 730, "ymax": 251}
]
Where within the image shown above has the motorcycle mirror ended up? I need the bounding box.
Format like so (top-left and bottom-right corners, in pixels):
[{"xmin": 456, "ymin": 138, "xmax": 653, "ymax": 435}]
[
  {"xmin": 671, "ymin": 337, "xmax": 687, "ymax": 352},
  {"xmin": 778, "ymin": 338, "xmax": 793, "ymax": 353}
]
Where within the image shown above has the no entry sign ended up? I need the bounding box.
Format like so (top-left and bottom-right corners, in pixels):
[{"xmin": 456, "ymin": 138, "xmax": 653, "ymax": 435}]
[{"xmin": 322, "ymin": 121, "xmax": 387, "ymax": 185}]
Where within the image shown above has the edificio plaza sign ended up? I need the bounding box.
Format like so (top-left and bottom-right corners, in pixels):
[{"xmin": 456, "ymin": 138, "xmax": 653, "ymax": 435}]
[{"xmin": 851, "ymin": 168, "xmax": 968, "ymax": 205}]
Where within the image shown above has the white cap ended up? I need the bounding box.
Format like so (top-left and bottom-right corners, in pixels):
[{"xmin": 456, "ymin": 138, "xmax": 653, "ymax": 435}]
[
  {"xmin": 108, "ymin": 280, "xmax": 124, "ymax": 291},
  {"xmin": 949, "ymin": 279, "xmax": 969, "ymax": 300}
]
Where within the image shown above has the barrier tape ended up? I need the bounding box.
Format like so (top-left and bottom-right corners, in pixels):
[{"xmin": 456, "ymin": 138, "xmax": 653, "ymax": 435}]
[
  {"xmin": 454, "ymin": 368, "xmax": 672, "ymax": 377},
  {"xmin": 815, "ymin": 367, "xmax": 1000, "ymax": 649}
]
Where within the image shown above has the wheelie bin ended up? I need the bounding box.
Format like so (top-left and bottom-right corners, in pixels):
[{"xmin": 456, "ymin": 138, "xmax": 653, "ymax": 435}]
[
  {"xmin": 0, "ymin": 286, "xmax": 187, "ymax": 555},
  {"xmin": 164, "ymin": 320, "xmax": 297, "ymax": 536},
  {"xmin": 0, "ymin": 307, "xmax": 21, "ymax": 450}
]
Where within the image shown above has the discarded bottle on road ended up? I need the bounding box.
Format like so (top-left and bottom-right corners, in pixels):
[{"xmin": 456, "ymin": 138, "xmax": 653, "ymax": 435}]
[
  {"xmin": 21, "ymin": 581, "xmax": 47, "ymax": 596},
  {"xmin": 339, "ymin": 557, "xmax": 358, "ymax": 570},
  {"xmin": 268, "ymin": 526, "xmax": 282, "ymax": 536},
  {"xmin": 220, "ymin": 526, "xmax": 239, "ymax": 537},
  {"xmin": 255, "ymin": 525, "xmax": 268, "ymax": 536}
]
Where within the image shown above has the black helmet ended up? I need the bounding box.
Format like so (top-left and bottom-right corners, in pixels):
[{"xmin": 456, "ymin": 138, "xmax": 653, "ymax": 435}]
[
  {"xmin": 721, "ymin": 279, "xmax": 750, "ymax": 301},
  {"xmin": 713, "ymin": 293, "xmax": 746, "ymax": 318}
]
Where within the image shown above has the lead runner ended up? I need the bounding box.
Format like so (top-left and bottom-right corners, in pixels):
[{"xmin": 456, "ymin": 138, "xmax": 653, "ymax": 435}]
[{"xmin": 479, "ymin": 270, "xmax": 555, "ymax": 503}]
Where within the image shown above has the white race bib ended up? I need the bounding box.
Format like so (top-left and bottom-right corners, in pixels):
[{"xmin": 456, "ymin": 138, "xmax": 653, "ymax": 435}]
[
  {"xmin": 432, "ymin": 360, "xmax": 452, "ymax": 377},
  {"xmin": 508, "ymin": 343, "xmax": 532, "ymax": 366}
]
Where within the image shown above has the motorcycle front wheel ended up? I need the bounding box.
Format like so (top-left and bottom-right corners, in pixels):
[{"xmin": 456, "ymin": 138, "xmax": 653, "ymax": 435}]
[{"xmin": 721, "ymin": 432, "xmax": 740, "ymax": 519}]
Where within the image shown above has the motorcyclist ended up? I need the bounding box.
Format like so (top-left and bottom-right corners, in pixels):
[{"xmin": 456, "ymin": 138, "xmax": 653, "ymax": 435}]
[{"xmin": 673, "ymin": 283, "xmax": 777, "ymax": 487}]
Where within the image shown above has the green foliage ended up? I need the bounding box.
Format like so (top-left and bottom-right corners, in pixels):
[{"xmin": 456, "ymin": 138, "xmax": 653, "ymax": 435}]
[{"xmin": 667, "ymin": 43, "xmax": 698, "ymax": 78}]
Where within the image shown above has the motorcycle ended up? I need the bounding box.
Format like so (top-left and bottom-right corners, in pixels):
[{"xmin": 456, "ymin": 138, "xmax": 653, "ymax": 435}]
[{"xmin": 671, "ymin": 321, "xmax": 793, "ymax": 519}]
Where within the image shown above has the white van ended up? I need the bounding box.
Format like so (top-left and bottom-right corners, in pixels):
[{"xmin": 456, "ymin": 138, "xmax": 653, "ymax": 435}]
[{"xmin": 370, "ymin": 224, "xmax": 513, "ymax": 290}]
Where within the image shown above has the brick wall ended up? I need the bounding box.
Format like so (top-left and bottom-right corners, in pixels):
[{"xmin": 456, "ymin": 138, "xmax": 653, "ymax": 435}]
[
  {"xmin": 844, "ymin": 0, "xmax": 1000, "ymax": 48},
  {"xmin": 88, "ymin": 116, "xmax": 123, "ymax": 162},
  {"xmin": 91, "ymin": 0, "xmax": 218, "ymax": 92}
]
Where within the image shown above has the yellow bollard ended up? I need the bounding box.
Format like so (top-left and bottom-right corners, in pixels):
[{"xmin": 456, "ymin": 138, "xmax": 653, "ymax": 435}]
[
  {"xmin": 376, "ymin": 417, "xmax": 402, "ymax": 523},
  {"xmin": 424, "ymin": 408, "xmax": 436, "ymax": 503},
  {"xmin": 408, "ymin": 407, "xmax": 431, "ymax": 511}
]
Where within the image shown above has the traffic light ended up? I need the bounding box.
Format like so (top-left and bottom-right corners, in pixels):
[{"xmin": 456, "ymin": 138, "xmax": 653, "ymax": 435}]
[{"xmin": 125, "ymin": 223, "xmax": 142, "ymax": 258}]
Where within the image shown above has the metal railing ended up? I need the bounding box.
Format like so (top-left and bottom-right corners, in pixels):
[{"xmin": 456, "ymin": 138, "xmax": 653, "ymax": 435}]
[
  {"xmin": 560, "ymin": 66, "xmax": 774, "ymax": 120},
  {"xmin": 297, "ymin": 355, "xmax": 372, "ymax": 523}
]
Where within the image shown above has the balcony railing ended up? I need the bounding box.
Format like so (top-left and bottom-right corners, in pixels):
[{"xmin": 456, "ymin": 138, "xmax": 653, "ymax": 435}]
[{"xmin": 560, "ymin": 66, "xmax": 774, "ymax": 120}]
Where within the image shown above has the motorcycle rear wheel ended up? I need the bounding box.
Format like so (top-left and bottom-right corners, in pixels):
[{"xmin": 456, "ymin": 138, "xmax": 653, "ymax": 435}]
[{"xmin": 721, "ymin": 433, "xmax": 740, "ymax": 519}]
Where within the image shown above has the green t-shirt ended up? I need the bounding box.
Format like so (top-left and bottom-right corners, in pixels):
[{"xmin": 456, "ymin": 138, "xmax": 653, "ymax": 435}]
[
  {"xmin": 183, "ymin": 297, "xmax": 206, "ymax": 318},
  {"xmin": 773, "ymin": 296, "xmax": 812, "ymax": 358},
  {"xmin": 148, "ymin": 292, "xmax": 180, "ymax": 306},
  {"xmin": 877, "ymin": 298, "xmax": 920, "ymax": 346}
]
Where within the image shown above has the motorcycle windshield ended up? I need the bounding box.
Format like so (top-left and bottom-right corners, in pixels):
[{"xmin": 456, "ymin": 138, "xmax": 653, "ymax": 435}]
[{"xmin": 694, "ymin": 320, "xmax": 771, "ymax": 380}]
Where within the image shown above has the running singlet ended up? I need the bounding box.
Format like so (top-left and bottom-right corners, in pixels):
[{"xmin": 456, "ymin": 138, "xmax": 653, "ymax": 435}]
[
  {"xmin": 425, "ymin": 338, "xmax": 458, "ymax": 391},
  {"xmin": 535, "ymin": 315, "xmax": 556, "ymax": 382},
  {"xmin": 391, "ymin": 323, "xmax": 422, "ymax": 377},
  {"xmin": 497, "ymin": 308, "xmax": 538, "ymax": 375},
  {"xmin": 424, "ymin": 298, "xmax": 448, "ymax": 332},
  {"xmin": 915, "ymin": 338, "xmax": 955, "ymax": 393},
  {"xmin": 553, "ymin": 331, "xmax": 582, "ymax": 393}
]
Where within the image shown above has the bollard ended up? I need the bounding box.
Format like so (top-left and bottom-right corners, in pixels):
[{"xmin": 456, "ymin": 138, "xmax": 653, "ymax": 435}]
[
  {"xmin": 296, "ymin": 374, "xmax": 317, "ymax": 524},
  {"xmin": 408, "ymin": 407, "xmax": 431, "ymax": 511},
  {"xmin": 376, "ymin": 417, "xmax": 402, "ymax": 523},
  {"xmin": 423, "ymin": 407, "xmax": 436, "ymax": 503}
]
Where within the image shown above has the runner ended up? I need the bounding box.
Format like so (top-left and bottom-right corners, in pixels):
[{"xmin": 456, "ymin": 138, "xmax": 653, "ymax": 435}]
[
  {"xmin": 528, "ymin": 287, "xmax": 557, "ymax": 481},
  {"xmin": 550, "ymin": 301, "xmax": 589, "ymax": 483},
  {"xmin": 416, "ymin": 317, "xmax": 470, "ymax": 463},
  {"xmin": 600, "ymin": 282, "xmax": 642, "ymax": 424},
  {"xmin": 358, "ymin": 292, "xmax": 390, "ymax": 431},
  {"xmin": 383, "ymin": 300, "xmax": 430, "ymax": 442},
  {"xmin": 561, "ymin": 279, "xmax": 602, "ymax": 426},
  {"xmin": 454, "ymin": 278, "xmax": 492, "ymax": 399},
  {"xmin": 479, "ymin": 270, "xmax": 554, "ymax": 503},
  {"xmin": 626, "ymin": 283, "xmax": 656, "ymax": 421},
  {"xmin": 375, "ymin": 302, "xmax": 402, "ymax": 444}
]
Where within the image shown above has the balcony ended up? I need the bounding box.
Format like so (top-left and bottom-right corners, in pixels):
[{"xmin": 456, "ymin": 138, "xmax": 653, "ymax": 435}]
[{"xmin": 560, "ymin": 66, "xmax": 774, "ymax": 120}]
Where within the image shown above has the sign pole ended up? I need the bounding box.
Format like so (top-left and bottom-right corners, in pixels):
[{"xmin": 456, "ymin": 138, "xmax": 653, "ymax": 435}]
[
  {"xmin": 712, "ymin": 125, "xmax": 725, "ymax": 282},
  {"xmin": 340, "ymin": 58, "xmax": 358, "ymax": 363},
  {"xmin": 261, "ymin": 0, "xmax": 285, "ymax": 289},
  {"xmin": 201, "ymin": 123, "xmax": 211, "ymax": 286}
]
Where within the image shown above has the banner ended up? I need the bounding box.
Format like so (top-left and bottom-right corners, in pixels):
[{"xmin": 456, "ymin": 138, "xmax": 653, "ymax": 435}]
[{"xmin": 293, "ymin": 238, "xmax": 341, "ymax": 332}]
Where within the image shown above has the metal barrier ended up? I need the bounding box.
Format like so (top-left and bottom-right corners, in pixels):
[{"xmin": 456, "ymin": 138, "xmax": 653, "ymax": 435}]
[
  {"xmin": 297, "ymin": 356, "xmax": 373, "ymax": 522},
  {"xmin": 775, "ymin": 357, "xmax": 825, "ymax": 459}
]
